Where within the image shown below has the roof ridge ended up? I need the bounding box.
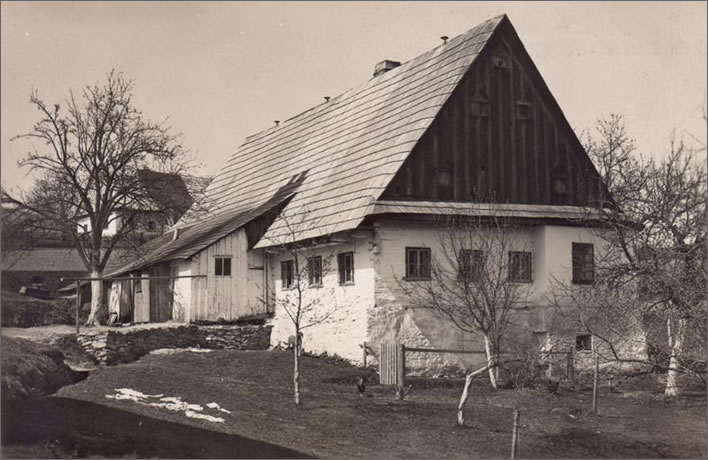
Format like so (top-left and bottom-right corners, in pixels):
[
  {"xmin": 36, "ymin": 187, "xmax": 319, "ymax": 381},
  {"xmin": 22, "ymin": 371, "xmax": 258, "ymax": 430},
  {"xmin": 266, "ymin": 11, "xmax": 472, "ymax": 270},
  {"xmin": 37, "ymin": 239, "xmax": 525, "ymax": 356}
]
[
  {"xmin": 177, "ymin": 14, "xmax": 506, "ymax": 244},
  {"xmin": 238, "ymin": 14, "xmax": 506, "ymax": 146}
]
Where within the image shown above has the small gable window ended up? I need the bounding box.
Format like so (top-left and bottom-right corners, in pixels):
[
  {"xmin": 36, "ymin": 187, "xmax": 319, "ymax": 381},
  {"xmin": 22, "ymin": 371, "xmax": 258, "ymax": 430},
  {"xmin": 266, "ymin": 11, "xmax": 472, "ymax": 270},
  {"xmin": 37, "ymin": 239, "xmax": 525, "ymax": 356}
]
[
  {"xmin": 572, "ymin": 243, "xmax": 595, "ymax": 285},
  {"xmin": 281, "ymin": 260, "xmax": 295, "ymax": 289},
  {"xmin": 508, "ymin": 251, "xmax": 533, "ymax": 283},
  {"xmin": 215, "ymin": 257, "xmax": 232, "ymax": 277},
  {"xmin": 516, "ymin": 100, "xmax": 532, "ymax": 120},
  {"xmin": 308, "ymin": 256, "xmax": 323, "ymax": 287},
  {"xmin": 492, "ymin": 44, "xmax": 511, "ymax": 69},
  {"xmin": 470, "ymin": 86, "xmax": 490, "ymax": 118},
  {"xmin": 338, "ymin": 252, "xmax": 354, "ymax": 285},
  {"xmin": 406, "ymin": 247, "xmax": 431, "ymax": 280}
]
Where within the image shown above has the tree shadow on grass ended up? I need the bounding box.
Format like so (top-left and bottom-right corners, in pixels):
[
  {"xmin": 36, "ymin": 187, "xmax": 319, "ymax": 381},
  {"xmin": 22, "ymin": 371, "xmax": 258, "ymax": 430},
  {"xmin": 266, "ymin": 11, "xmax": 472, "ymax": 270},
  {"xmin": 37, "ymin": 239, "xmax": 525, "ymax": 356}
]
[{"xmin": 2, "ymin": 396, "xmax": 312, "ymax": 459}]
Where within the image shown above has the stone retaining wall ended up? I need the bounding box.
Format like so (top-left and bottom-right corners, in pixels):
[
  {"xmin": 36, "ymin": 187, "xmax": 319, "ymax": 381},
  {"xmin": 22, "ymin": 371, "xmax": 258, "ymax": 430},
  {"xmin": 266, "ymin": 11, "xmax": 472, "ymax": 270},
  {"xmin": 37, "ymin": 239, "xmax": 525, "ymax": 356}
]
[{"xmin": 77, "ymin": 324, "xmax": 272, "ymax": 365}]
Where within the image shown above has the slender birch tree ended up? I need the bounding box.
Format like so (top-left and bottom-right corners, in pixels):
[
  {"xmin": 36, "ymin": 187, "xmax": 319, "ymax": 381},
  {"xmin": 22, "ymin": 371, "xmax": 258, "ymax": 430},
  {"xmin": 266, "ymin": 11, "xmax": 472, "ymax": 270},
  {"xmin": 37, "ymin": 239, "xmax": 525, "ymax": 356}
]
[
  {"xmin": 266, "ymin": 212, "xmax": 338, "ymax": 405},
  {"xmin": 563, "ymin": 114, "xmax": 708, "ymax": 397}
]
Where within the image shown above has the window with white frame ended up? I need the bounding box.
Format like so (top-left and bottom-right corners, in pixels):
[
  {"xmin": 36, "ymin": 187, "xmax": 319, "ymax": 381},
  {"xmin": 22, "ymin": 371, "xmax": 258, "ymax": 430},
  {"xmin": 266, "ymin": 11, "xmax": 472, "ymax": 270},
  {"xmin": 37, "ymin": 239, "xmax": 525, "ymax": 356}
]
[
  {"xmin": 215, "ymin": 256, "xmax": 232, "ymax": 277},
  {"xmin": 459, "ymin": 249, "xmax": 484, "ymax": 282},
  {"xmin": 281, "ymin": 260, "xmax": 294, "ymax": 289},
  {"xmin": 308, "ymin": 256, "xmax": 323, "ymax": 286},
  {"xmin": 572, "ymin": 243, "xmax": 595, "ymax": 285},
  {"xmin": 405, "ymin": 247, "xmax": 431, "ymax": 280},
  {"xmin": 508, "ymin": 251, "xmax": 533, "ymax": 283},
  {"xmin": 338, "ymin": 252, "xmax": 354, "ymax": 284}
]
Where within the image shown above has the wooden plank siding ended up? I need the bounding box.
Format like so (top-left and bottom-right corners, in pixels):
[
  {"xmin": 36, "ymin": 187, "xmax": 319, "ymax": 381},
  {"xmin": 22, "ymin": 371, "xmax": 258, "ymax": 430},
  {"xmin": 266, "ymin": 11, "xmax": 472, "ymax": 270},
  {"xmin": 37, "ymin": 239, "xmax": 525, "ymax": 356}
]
[
  {"xmin": 149, "ymin": 263, "xmax": 173, "ymax": 322},
  {"xmin": 134, "ymin": 274, "xmax": 150, "ymax": 323},
  {"xmin": 190, "ymin": 228, "xmax": 267, "ymax": 322},
  {"xmin": 381, "ymin": 22, "xmax": 610, "ymax": 208}
]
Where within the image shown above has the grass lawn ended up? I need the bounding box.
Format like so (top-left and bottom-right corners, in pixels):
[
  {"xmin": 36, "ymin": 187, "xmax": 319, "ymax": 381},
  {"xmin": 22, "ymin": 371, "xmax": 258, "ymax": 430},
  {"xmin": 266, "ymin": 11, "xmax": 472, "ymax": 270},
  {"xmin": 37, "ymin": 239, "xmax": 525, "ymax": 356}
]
[{"xmin": 29, "ymin": 349, "xmax": 704, "ymax": 459}]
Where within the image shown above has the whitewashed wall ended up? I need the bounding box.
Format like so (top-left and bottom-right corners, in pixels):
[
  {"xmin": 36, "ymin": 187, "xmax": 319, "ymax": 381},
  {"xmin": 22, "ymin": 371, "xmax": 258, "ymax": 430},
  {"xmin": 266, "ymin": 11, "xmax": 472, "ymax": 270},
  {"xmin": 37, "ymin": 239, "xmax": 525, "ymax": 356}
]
[
  {"xmin": 268, "ymin": 237, "xmax": 375, "ymax": 363},
  {"xmin": 77, "ymin": 212, "xmax": 121, "ymax": 236},
  {"xmin": 369, "ymin": 219, "xmax": 613, "ymax": 374}
]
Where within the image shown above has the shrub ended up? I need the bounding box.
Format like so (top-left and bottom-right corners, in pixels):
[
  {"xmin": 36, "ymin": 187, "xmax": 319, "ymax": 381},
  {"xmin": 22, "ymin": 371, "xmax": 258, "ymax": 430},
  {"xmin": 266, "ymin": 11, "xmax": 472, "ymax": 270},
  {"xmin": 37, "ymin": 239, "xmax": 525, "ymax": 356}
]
[{"xmin": 1, "ymin": 290, "xmax": 90, "ymax": 328}]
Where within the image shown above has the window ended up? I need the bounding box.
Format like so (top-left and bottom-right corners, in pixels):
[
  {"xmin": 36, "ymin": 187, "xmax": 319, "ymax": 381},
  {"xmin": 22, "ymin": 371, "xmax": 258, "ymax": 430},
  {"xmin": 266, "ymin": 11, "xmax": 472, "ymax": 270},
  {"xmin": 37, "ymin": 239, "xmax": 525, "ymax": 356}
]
[
  {"xmin": 215, "ymin": 257, "xmax": 232, "ymax": 277},
  {"xmin": 281, "ymin": 260, "xmax": 294, "ymax": 289},
  {"xmin": 516, "ymin": 100, "xmax": 532, "ymax": 120},
  {"xmin": 572, "ymin": 243, "xmax": 595, "ymax": 285},
  {"xmin": 135, "ymin": 272, "xmax": 143, "ymax": 293},
  {"xmin": 308, "ymin": 256, "xmax": 323, "ymax": 286},
  {"xmin": 405, "ymin": 247, "xmax": 431, "ymax": 280},
  {"xmin": 508, "ymin": 251, "xmax": 533, "ymax": 283},
  {"xmin": 459, "ymin": 249, "xmax": 484, "ymax": 282},
  {"xmin": 338, "ymin": 252, "xmax": 354, "ymax": 284},
  {"xmin": 576, "ymin": 334, "xmax": 593, "ymax": 352}
]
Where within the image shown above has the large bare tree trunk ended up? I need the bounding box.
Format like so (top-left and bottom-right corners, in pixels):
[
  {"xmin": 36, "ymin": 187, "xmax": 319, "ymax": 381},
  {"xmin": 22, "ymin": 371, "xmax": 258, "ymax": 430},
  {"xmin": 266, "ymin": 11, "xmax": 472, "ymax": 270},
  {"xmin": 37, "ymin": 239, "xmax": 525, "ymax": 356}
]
[
  {"xmin": 293, "ymin": 332, "xmax": 301, "ymax": 405},
  {"xmin": 86, "ymin": 269, "xmax": 104, "ymax": 326},
  {"xmin": 483, "ymin": 334, "xmax": 499, "ymax": 389},
  {"xmin": 665, "ymin": 315, "xmax": 686, "ymax": 398},
  {"xmin": 457, "ymin": 365, "xmax": 489, "ymax": 426}
]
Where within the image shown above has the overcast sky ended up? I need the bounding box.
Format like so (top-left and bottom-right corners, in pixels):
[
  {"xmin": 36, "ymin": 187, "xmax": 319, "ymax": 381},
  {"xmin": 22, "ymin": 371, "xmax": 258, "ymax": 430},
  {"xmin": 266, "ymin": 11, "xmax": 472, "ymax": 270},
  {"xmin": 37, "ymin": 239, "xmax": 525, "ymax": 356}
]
[{"xmin": 2, "ymin": 1, "xmax": 706, "ymax": 193}]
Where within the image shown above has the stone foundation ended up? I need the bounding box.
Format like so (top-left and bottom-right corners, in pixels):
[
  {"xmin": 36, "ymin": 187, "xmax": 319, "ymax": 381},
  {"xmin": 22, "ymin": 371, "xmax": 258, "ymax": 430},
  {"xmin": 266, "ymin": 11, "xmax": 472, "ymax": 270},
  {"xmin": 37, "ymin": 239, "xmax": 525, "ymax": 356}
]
[{"xmin": 77, "ymin": 323, "xmax": 272, "ymax": 365}]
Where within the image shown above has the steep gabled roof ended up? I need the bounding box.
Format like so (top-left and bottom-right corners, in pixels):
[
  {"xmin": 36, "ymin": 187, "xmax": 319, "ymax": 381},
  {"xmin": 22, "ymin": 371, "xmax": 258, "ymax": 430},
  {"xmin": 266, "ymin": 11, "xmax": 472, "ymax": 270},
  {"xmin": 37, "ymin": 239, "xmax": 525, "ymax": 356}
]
[{"xmin": 179, "ymin": 15, "xmax": 507, "ymax": 247}]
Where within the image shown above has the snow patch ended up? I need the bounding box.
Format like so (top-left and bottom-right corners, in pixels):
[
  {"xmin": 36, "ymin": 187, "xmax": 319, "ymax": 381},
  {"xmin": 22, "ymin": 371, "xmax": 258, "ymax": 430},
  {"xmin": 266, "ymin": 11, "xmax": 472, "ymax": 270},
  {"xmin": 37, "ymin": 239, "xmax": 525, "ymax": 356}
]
[
  {"xmin": 206, "ymin": 402, "xmax": 232, "ymax": 414},
  {"xmin": 104, "ymin": 388, "xmax": 229, "ymax": 424},
  {"xmin": 150, "ymin": 347, "xmax": 212, "ymax": 355},
  {"xmin": 185, "ymin": 410, "xmax": 225, "ymax": 423}
]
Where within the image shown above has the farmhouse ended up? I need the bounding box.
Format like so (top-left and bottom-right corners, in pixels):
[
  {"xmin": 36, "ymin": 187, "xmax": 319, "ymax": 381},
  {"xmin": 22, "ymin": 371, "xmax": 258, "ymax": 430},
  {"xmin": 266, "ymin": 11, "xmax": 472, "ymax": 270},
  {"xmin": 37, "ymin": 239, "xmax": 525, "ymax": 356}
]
[{"xmin": 106, "ymin": 14, "xmax": 628, "ymax": 371}]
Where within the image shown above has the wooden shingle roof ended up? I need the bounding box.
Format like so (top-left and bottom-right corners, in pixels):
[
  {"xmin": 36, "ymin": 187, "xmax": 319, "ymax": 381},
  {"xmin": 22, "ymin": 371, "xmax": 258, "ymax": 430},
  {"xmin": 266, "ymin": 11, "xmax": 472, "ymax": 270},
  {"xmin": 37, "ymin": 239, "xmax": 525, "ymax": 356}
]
[
  {"xmin": 105, "ymin": 183, "xmax": 297, "ymax": 277},
  {"xmin": 179, "ymin": 15, "xmax": 506, "ymax": 247}
]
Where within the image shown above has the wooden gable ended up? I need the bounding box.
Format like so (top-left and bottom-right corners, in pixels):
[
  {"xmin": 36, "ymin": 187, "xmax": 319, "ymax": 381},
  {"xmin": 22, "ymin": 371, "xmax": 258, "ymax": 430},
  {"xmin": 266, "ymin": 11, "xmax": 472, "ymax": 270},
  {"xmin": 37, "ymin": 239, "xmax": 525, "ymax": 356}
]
[{"xmin": 381, "ymin": 17, "xmax": 613, "ymax": 208}]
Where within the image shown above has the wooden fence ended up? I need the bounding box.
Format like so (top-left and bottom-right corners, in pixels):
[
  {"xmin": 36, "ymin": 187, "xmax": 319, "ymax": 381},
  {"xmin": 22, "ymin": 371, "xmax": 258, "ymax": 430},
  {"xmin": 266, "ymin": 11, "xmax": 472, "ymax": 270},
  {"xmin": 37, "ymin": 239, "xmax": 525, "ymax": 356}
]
[
  {"xmin": 379, "ymin": 343, "xmax": 486, "ymax": 386},
  {"xmin": 543, "ymin": 347, "xmax": 575, "ymax": 382},
  {"xmin": 378, "ymin": 343, "xmax": 577, "ymax": 385}
]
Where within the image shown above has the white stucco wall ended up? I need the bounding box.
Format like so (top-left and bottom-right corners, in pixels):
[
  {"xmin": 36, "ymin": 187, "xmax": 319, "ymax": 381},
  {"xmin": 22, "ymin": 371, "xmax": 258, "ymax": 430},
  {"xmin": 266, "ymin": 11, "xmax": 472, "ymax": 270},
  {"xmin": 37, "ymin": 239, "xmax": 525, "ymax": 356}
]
[
  {"xmin": 535, "ymin": 225, "xmax": 611, "ymax": 298},
  {"xmin": 369, "ymin": 219, "xmax": 614, "ymax": 375},
  {"xmin": 268, "ymin": 237, "xmax": 375, "ymax": 363},
  {"xmin": 77, "ymin": 213, "xmax": 121, "ymax": 236}
]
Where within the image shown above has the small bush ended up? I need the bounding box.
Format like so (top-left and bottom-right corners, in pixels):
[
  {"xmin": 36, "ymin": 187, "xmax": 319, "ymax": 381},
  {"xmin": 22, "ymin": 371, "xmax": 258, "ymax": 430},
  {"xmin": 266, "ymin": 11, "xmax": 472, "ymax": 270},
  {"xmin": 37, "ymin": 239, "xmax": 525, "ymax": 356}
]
[
  {"xmin": 303, "ymin": 350, "xmax": 356, "ymax": 368},
  {"xmin": 1, "ymin": 290, "xmax": 90, "ymax": 328}
]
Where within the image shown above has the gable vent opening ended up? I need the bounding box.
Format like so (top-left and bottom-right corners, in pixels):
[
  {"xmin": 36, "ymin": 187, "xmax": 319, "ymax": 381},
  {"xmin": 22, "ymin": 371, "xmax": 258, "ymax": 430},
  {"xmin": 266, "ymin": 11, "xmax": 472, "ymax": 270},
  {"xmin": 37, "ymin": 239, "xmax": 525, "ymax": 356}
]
[{"xmin": 373, "ymin": 60, "xmax": 401, "ymax": 77}]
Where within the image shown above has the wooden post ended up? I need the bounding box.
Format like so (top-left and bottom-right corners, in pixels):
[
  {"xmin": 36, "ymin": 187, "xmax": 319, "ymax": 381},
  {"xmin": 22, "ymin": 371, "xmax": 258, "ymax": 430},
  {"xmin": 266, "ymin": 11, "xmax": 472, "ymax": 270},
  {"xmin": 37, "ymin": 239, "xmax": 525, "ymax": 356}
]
[
  {"xmin": 592, "ymin": 352, "xmax": 599, "ymax": 415},
  {"xmin": 568, "ymin": 346, "xmax": 575, "ymax": 382},
  {"xmin": 362, "ymin": 341, "xmax": 367, "ymax": 368},
  {"xmin": 397, "ymin": 343, "xmax": 406, "ymax": 388},
  {"xmin": 75, "ymin": 280, "xmax": 80, "ymax": 335},
  {"xmin": 510, "ymin": 409, "xmax": 520, "ymax": 459}
]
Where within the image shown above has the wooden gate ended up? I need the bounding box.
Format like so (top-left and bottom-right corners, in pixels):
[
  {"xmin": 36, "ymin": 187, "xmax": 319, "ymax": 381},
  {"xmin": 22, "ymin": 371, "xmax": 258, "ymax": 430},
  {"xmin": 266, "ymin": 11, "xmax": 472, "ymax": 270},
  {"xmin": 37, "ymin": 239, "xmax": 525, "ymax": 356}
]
[{"xmin": 379, "ymin": 343, "xmax": 404, "ymax": 385}]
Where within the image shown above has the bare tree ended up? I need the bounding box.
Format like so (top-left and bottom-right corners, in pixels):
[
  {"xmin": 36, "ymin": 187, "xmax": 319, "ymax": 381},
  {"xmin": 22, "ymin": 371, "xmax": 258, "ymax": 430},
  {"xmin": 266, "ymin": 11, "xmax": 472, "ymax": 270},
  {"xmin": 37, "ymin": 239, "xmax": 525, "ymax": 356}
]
[
  {"xmin": 2, "ymin": 71, "xmax": 186, "ymax": 325},
  {"xmin": 265, "ymin": 212, "xmax": 338, "ymax": 405},
  {"xmin": 562, "ymin": 114, "xmax": 708, "ymax": 397},
  {"xmin": 399, "ymin": 212, "xmax": 533, "ymax": 425}
]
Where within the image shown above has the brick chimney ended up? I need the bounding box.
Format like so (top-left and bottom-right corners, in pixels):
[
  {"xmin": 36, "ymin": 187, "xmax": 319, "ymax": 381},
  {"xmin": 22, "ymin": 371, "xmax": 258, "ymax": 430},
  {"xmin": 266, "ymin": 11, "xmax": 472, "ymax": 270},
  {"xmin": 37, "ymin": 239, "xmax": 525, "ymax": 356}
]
[{"xmin": 373, "ymin": 60, "xmax": 401, "ymax": 77}]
